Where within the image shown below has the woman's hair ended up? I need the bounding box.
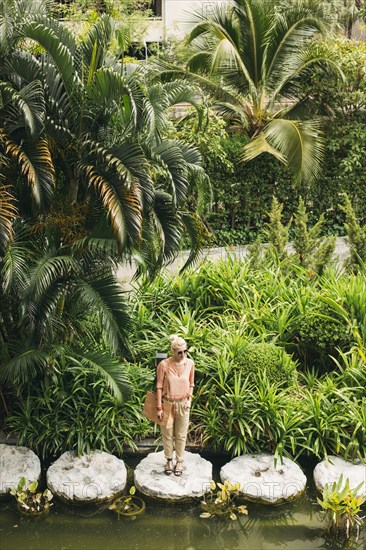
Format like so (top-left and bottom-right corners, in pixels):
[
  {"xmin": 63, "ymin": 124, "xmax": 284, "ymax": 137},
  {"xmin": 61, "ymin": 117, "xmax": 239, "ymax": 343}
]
[{"xmin": 169, "ymin": 334, "xmax": 187, "ymax": 351}]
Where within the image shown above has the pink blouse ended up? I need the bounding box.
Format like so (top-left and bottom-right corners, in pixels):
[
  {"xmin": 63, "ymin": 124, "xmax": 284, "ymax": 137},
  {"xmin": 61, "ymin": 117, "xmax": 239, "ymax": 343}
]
[{"xmin": 156, "ymin": 359, "xmax": 195, "ymax": 400}]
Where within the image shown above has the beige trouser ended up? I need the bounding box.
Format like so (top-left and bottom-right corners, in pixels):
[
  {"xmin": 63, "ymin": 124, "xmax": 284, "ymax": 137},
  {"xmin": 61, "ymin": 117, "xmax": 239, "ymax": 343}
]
[{"xmin": 161, "ymin": 400, "xmax": 190, "ymax": 462}]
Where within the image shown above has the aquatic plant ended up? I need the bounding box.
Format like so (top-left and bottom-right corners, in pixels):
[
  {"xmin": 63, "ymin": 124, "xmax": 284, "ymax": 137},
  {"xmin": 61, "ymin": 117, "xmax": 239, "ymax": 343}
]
[
  {"xmin": 200, "ymin": 480, "xmax": 248, "ymax": 521},
  {"xmin": 109, "ymin": 486, "xmax": 146, "ymax": 519},
  {"xmin": 9, "ymin": 477, "xmax": 53, "ymax": 517},
  {"xmin": 317, "ymin": 475, "xmax": 365, "ymax": 540}
]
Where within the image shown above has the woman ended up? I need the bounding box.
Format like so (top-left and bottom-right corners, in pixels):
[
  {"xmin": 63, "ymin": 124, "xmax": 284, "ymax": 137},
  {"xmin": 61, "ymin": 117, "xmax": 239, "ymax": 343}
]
[{"xmin": 156, "ymin": 334, "xmax": 195, "ymax": 476}]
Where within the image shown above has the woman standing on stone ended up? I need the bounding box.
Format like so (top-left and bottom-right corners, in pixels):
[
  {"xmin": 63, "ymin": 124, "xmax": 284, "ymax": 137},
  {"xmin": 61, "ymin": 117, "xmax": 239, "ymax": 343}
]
[{"xmin": 156, "ymin": 334, "xmax": 195, "ymax": 476}]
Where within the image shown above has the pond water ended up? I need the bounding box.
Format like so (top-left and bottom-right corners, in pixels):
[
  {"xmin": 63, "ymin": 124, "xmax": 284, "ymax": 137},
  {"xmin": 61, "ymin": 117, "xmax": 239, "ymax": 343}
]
[{"xmin": 0, "ymin": 456, "xmax": 365, "ymax": 550}]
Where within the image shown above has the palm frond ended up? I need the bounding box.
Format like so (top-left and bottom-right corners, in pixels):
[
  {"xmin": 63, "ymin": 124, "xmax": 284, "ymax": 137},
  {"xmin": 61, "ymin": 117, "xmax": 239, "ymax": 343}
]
[
  {"xmin": 240, "ymin": 131, "xmax": 286, "ymax": 164},
  {"xmin": 22, "ymin": 17, "xmax": 76, "ymax": 91},
  {"xmin": 2, "ymin": 50, "xmax": 42, "ymax": 86},
  {"xmin": 80, "ymin": 163, "xmax": 142, "ymax": 248},
  {"xmin": 154, "ymin": 60, "xmax": 242, "ymax": 107},
  {"xmin": 72, "ymin": 236, "xmax": 119, "ymax": 259},
  {"xmin": 25, "ymin": 253, "xmax": 79, "ymax": 307},
  {"xmin": 67, "ymin": 349, "xmax": 132, "ymax": 403},
  {"xmin": 264, "ymin": 6, "xmax": 327, "ymax": 88},
  {"xmin": 143, "ymin": 82, "xmax": 170, "ymax": 144},
  {"xmin": 271, "ymin": 48, "xmax": 343, "ymax": 105},
  {"xmin": 164, "ymin": 81, "xmax": 202, "ymax": 113},
  {"xmin": 152, "ymin": 140, "xmax": 188, "ymax": 206},
  {"xmin": 3, "ymin": 135, "xmax": 55, "ymax": 207},
  {"xmin": 0, "ymin": 184, "xmax": 17, "ymax": 253},
  {"xmin": 242, "ymin": 117, "xmax": 324, "ymax": 183},
  {"xmin": 79, "ymin": 15, "xmax": 115, "ymax": 79},
  {"xmin": 0, "ymin": 349, "xmax": 50, "ymax": 386},
  {"xmin": 152, "ymin": 189, "xmax": 184, "ymax": 264},
  {"xmin": 77, "ymin": 275, "xmax": 131, "ymax": 355},
  {"xmin": 1, "ymin": 227, "xmax": 30, "ymax": 293},
  {"xmin": 0, "ymin": 80, "xmax": 45, "ymax": 137},
  {"xmin": 110, "ymin": 142, "xmax": 154, "ymax": 210},
  {"xmin": 88, "ymin": 67, "xmax": 134, "ymax": 119},
  {"xmin": 188, "ymin": 6, "xmax": 257, "ymax": 94},
  {"xmin": 179, "ymin": 212, "xmax": 208, "ymax": 272}
]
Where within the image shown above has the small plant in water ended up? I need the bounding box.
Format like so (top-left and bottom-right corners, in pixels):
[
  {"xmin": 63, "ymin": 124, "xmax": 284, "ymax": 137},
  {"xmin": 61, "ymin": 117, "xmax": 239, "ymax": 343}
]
[
  {"xmin": 317, "ymin": 475, "xmax": 365, "ymax": 540},
  {"xmin": 9, "ymin": 477, "xmax": 53, "ymax": 517},
  {"xmin": 109, "ymin": 486, "xmax": 146, "ymax": 519},
  {"xmin": 200, "ymin": 480, "xmax": 248, "ymax": 521}
]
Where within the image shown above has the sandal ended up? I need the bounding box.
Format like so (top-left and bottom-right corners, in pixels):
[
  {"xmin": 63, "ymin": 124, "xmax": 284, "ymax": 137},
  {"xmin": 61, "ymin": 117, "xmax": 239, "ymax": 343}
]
[
  {"xmin": 174, "ymin": 461, "xmax": 183, "ymax": 477},
  {"xmin": 164, "ymin": 459, "xmax": 173, "ymax": 475}
]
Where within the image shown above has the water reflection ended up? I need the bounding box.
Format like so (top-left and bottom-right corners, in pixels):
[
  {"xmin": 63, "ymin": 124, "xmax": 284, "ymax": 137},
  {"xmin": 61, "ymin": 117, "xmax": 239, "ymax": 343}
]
[{"xmin": 1, "ymin": 490, "xmax": 365, "ymax": 550}]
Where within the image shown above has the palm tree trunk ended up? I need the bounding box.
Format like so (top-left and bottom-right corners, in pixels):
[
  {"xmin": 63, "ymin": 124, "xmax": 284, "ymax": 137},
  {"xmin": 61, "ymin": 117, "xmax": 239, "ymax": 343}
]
[{"xmin": 68, "ymin": 171, "xmax": 79, "ymax": 205}]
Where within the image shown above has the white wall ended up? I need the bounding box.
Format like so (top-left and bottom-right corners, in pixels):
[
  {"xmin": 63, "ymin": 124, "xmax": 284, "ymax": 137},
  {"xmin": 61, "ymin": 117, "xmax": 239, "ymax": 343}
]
[{"xmin": 163, "ymin": 0, "xmax": 231, "ymax": 39}]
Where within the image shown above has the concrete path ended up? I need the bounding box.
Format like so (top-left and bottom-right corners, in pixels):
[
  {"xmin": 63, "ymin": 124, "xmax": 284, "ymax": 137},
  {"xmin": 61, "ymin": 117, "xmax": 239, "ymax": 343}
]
[{"xmin": 116, "ymin": 237, "xmax": 350, "ymax": 284}]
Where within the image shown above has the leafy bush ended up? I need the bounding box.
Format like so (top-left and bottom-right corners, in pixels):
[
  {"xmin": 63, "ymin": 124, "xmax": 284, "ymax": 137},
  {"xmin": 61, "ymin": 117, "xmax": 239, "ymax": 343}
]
[
  {"xmin": 192, "ymin": 371, "xmax": 302, "ymax": 458},
  {"xmin": 341, "ymin": 194, "xmax": 366, "ymax": 272},
  {"xmin": 298, "ymin": 305, "xmax": 354, "ymax": 371},
  {"xmin": 6, "ymin": 365, "xmax": 153, "ymax": 458},
  {"xmin": 235, "ymin": 343, "xmax": 297, "ymax": 386}
]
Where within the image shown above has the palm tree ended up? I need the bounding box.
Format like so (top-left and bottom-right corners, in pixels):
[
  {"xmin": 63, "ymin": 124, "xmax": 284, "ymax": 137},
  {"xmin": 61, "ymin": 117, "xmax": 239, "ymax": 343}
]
[
  {"xmin": 160, "ymin": 0, "xmax": 340, "ymax": 183},
  {"xmin": 0, "ymin": 7, "xmax": 209, "ymax": 413},
  {"xmin": 0, "ymin": 7, "xmax": 207, "ymax": 267},
  {"xmin": 0, "ymin": 220, "xmax": 133, "ymax": 404},
  {"xmin": 0, "ymin": 1, "xmax": 54, "ymax": 256}
]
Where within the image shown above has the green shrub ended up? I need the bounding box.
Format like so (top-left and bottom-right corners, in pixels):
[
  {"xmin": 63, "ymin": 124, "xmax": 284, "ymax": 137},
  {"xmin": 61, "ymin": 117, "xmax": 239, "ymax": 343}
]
[
  {"xmin": 235, "ymin": 342, "xmax": 297, "ymax": 386},
  {"xmin": 298, "ymin": 305, "xmax": 353, "ymax": 371},
  {"xmin": 6, "ymin": 365, "xmax": 153, "ymax": 459},
  {"xmin": 341, "ymin": 194, "xmax": 366, "ymax": 272}
]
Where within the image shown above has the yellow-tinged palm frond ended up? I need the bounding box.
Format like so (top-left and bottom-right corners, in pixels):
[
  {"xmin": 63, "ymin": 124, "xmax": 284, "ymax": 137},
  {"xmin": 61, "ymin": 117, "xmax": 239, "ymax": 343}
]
[
  {"xmin": 0, "ymin": 184, "xmax": 17, "ymax": 253},
  {"xmin": 242, "ymin": 118, "xmax": 324, "ymax": 183},
  {"xmin": 3, "ymin": 135, "xmax": 55, "ymax": 207},
  {"xmin": 81, "ymin": 164, "xmax": 142, "ymax": 249}
]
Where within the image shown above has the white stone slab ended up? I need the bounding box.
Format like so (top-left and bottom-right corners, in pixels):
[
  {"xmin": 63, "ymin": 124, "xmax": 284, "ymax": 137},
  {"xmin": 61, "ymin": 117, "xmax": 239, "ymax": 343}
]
[
  {"xmin": 134, "ymin": 451, "xmax": 212, "ymax": 501},
  {"xmin": 220, "ymin": 453, "xmax": 307, "ymax": 505},
  {"xmin": 46, "ymin": 450, "xmax": 127, "ymax": 503},
  {"xmin": 0, "ymin": 444, "xmax": 41, "ymax": 496},
  {"xmin": 314, "ymin": 456, "xmax": 366, "ymax": 497}
]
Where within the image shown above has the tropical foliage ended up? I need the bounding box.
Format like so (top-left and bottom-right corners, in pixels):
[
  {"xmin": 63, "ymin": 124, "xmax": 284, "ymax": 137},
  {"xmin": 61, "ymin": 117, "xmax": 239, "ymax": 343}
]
[
  {"xmin": 0, "ymin": 223, "xmax": 133, "ymax": 403},
  {"xmin": 122, "ymin": 213, "xmax": 366, "ymax": 460},
  {"xmin": 0, "ymin": 1, "xmax": 211, "ymax": 418},
  {"xmin": 0, "ymin": 3, "xmax": 207, "ymax": 263},
  {"xmin": 159, "ymin": 0, "xmax": 341, "ymax": 183},
  {"xmin": 1, "ymin": 1, "xmax": 366, "ymax": 474}
]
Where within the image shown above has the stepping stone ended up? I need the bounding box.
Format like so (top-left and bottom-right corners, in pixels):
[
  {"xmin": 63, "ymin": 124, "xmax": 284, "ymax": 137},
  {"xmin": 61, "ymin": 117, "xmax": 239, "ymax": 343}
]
[
  {"xmin": 0, "ymin": 444, "xmax": 41, "ymax": 496},
  {"xmin": 220, "ymin": 453, "xmax": 307, "ymax": 505},
  {"xmin": 314, "ymin": 456, "xmax": 366, "ymax": 497},
  {"xmin": 47, "ymin": 450, "xmax": 127, "ymax": 504},
  {"xmin": 134, "ymin": 451, "xmax": 212, "ymax": 502}
]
